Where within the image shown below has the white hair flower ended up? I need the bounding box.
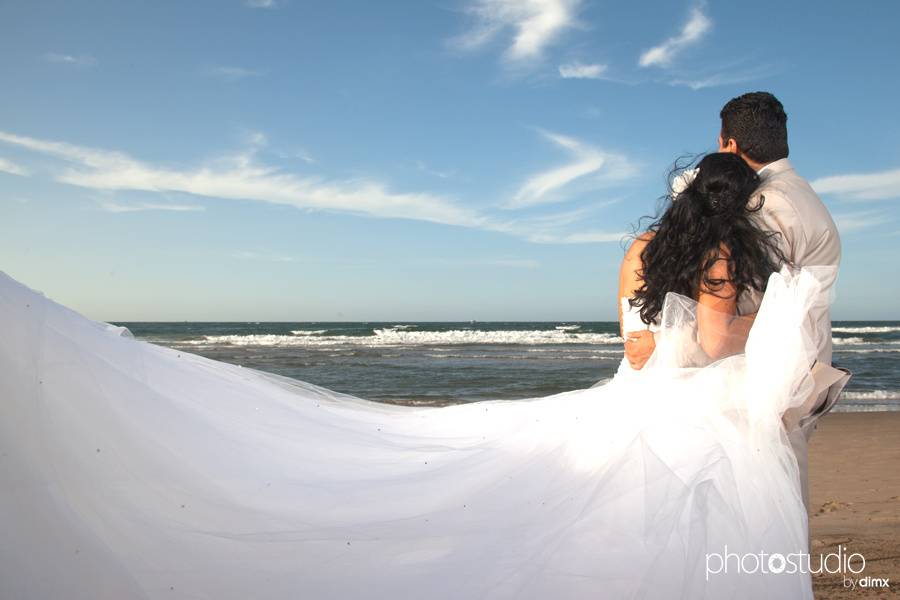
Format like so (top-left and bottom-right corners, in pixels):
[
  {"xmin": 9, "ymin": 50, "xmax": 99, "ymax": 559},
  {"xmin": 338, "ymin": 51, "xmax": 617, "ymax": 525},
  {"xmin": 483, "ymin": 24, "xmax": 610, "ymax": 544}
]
[{"xmin": 671, "ymin": 168, "xmax": 699, "ymax": 200}]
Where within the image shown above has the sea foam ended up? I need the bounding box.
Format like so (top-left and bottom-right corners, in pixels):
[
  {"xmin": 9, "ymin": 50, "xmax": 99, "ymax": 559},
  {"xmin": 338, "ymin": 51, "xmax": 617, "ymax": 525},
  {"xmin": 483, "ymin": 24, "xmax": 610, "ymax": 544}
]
[
  {"xmin": 832, "ymin": 326, "xmax": 900, "ymax": 334},
  {"xmin": 187, "ymin": 329, "xmax": 624, "ymax": 347}
]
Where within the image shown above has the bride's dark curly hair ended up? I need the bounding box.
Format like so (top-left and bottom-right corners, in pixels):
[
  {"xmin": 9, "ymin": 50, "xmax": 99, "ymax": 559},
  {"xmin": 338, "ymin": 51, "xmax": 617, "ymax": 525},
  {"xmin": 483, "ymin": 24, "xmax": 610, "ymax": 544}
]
[{"xmin": 629, "ymin": 152, "xmax": 790, "ymax": 326}]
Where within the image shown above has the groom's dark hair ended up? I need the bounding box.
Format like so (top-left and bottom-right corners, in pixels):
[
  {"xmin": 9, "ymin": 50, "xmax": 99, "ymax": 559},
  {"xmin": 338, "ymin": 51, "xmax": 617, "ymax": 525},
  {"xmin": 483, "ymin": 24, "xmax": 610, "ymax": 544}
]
[{"xmin": 720, "ymin": 92, "xmax": 789, "ymax": 164}]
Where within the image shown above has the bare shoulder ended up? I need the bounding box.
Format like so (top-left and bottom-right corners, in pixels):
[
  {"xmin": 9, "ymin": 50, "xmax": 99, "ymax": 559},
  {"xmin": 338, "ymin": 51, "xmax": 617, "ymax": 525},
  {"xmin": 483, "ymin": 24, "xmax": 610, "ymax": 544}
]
[{"xmin": 625, "ymin": 231, "xmax": 654, "ymax": 258}]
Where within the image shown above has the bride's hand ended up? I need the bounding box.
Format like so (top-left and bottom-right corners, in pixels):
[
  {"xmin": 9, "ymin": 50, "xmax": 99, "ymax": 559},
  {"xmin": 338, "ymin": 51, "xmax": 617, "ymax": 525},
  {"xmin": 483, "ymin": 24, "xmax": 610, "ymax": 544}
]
[{"xmin": 625, "ymin": 329, "xmax": 656, "ymax": 369}]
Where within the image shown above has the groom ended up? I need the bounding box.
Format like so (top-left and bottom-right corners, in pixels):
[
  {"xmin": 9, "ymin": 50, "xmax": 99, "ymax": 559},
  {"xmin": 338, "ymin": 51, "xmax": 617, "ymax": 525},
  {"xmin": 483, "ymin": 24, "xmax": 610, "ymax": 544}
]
[{"xmin": 625, "ymin": 91, "xmax": 843, "ymax": 511}]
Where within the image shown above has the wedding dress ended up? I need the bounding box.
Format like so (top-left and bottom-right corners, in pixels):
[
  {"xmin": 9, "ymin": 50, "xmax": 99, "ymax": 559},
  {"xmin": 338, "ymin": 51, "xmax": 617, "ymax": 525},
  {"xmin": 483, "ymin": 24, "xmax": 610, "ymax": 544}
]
[{"xmin": 0, "ymin": 265, "xmax": 836, "ymax": 600}]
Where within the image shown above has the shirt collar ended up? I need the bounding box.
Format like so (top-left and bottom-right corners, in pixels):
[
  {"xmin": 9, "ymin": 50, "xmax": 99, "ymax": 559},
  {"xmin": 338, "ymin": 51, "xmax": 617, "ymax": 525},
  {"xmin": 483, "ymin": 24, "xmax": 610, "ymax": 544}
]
[{"xmin": 757, "ymin": 158, "xmax": 793, "ymax": 177}]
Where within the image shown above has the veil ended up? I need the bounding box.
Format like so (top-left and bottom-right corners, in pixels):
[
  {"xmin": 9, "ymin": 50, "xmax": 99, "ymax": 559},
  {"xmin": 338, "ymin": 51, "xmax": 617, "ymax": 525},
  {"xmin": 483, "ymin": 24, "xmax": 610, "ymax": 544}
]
[{"xmin": 0, "ymin": 265, "xmax": 838, "ymax": 599}]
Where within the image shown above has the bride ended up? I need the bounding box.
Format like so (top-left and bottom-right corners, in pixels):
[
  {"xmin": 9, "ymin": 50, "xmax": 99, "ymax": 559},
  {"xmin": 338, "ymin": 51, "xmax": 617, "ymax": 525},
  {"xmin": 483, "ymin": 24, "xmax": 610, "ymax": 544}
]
[{"xmin": 0, "ymin": 153, "xmax": 836, "ymax": 599}]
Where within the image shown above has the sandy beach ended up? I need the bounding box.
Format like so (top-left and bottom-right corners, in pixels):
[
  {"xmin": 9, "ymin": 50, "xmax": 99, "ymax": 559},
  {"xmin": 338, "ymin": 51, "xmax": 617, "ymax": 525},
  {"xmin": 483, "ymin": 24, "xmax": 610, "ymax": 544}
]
[{"xmin": 809, "ymin": 412, "xmax": 900, "ymax": 598}]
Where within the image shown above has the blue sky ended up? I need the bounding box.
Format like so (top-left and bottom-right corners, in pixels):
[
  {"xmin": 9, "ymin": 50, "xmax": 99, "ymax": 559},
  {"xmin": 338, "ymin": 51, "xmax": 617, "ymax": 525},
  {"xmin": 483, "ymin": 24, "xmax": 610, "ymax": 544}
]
[{"xmin": 1, "ymin": 0, "xmax": 899, "ymax": 321}]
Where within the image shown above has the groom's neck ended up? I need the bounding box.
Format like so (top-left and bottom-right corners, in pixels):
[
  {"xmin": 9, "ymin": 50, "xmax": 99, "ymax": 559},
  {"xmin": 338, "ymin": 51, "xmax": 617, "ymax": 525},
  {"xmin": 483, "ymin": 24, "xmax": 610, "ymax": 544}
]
[
  {"xmin": 720, "ymin": 144, "xmax": 769, "ymax": 173},
  {"xmin": 741, "ymin": 154, "xmax": 769, "ymax": 173}
]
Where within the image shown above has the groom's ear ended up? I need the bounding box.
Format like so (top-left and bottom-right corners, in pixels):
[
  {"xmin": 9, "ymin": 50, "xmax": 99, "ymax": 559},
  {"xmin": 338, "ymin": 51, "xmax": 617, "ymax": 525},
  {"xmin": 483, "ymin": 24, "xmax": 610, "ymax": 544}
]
[{"xmin": 719, "ymin": 135, "xmax": 739, "ymax": 155}]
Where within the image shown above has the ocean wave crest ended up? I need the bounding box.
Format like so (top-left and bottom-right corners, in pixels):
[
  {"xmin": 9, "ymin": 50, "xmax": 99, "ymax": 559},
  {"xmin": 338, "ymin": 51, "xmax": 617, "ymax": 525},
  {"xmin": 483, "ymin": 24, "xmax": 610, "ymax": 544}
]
[
  {"xmin": 841, "ymin": 390, "xmax": 900, "ymax": 401},
  {"xmin": 832, "ymin": 325, "xmax": 900, "ymax": 334},
  {"xmin": 831, "ymin": 337, "xmax": 867, "ymax": 345},
  {"xmin": 187, "ymin": 329, "xmax": 624, "ymax": 347}
]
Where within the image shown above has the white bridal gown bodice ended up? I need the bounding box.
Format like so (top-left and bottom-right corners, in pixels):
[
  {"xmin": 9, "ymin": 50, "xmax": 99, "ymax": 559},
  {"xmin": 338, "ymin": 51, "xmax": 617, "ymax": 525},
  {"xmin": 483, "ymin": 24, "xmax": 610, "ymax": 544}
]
[{"xmin": 0, "ymin": 266, "xmax": 837, "ymax": 600}]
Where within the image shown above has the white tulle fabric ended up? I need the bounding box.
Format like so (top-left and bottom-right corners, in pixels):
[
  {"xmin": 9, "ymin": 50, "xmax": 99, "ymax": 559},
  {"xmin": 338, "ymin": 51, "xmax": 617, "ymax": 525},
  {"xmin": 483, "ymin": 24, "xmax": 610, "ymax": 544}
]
[{"xmin": 0, "ymin": 266, "xmax": 835, "ymax": 599}]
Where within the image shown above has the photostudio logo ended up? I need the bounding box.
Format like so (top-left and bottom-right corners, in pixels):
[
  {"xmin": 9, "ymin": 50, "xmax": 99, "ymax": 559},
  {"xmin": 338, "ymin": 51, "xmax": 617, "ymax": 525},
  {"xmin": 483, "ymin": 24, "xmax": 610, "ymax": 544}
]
[{"xmin": 705, "ymin": 545, "xmax": 891, "ymax": 591}]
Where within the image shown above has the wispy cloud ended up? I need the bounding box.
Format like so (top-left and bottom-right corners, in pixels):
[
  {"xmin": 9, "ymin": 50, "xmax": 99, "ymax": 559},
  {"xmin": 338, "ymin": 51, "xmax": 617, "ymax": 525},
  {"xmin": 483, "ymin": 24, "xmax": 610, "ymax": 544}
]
[
  {"xmin": 96, "ymin": 200, "xmax": 205, "ymax": 213},
  {"xmin": 669, "ymin": 72, "xmax": 757, "ymax": 90},
  {"xmin": 0, "ymin": 129, "xmax": 485, "ymax": 228},
  {"xmin": 289, "ymin": 149, "xmax": 315, "ymax": 164},
  {"xmin": 231, "ymin": 251, "xmax": 380, "ymax": 265},
  {"xmin": 504, "ymin": 129, "xmax": 638, "ymax": 209},
  {"xmin": 449, "ymin": 0, "xmax": 582, "ymax": 63},
  {"xmin": 832, "ymin": 210, "xmax": 890, "ymax": 233},
  {"xmin": 666, "ymin": 60, "xmax": 780, "ymax": 90},
  {"xmin": 558, "ymin": 61, "xmax": 607, "ymax": 79},
  {"xmin": 812, "ymin": 167, "xmax": 900, "ymax": 201},
  {"xmin": 234, "ymin": 253, "xmax": 540, "ymax": 268},
  {"xmin": 244, "ymin": 0, "xmax": 277, "ymax": 7},
  {"xmin": 0, "ymin": 129, "xmax": 627, "ymax": 245},
  {"xmin": 416, "ymin": 160, "xmax": 455, "ymax": 179},
  {"xmin": 510, "ymin": 131, "xmax": 604, "ymax": 208},
  {"xmin": 231, "ymin": 250, "xmax": 295, "ymax": 262},
  {"xmin": 639, "ymin": 7, "xmax": 711, "ymax": 68},
  {"xmin": 273, "ymin": 149, "xmax": 316, "ymax": 164},
  {"xmin": 410, "ymin": 256, "xmax": 542, "ymax": 269},
  {"xmin": 487, "ymin": 204, "xmax": 625, "ymax": 244},
  {"xmin": 255, "ymin": 132, "xmax": 317, "ymax": 165},
  {"xmin": 45, "ymin": 52, "xmax": 97, "ymax": 67},
  {"xmin": 209, "ymin": 66, "xmax": 263, "ymax": 81},
  {"xmin": 0, "ymin": 157, "xmax": 29, "ymax": 176},
  {"xmin": 245, "ymin": 131, "xmax": 268, "ymax": 147},
  {"xmin": 527, "ymin": 230, "xmax": 624, "ymax": 243}
]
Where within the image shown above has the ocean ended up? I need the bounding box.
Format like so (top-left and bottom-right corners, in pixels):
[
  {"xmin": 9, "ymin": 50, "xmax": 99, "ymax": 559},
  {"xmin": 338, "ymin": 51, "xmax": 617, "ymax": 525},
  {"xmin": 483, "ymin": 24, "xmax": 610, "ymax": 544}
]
[{"xmin": 114, "ymin": 320, "xmax": 900, "ymax": 413}]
